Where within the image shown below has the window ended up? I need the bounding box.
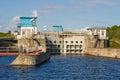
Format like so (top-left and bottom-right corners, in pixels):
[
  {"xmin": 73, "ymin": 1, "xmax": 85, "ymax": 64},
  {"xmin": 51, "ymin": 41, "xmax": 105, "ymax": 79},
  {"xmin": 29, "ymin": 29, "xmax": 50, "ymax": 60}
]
[
  {"xmin": 66, "ymin": 41, "xmax": 68, "ymax": 43},
  {"xmin": 76, "ymin": 41, "xmax": 78, "ymax": 43},
  {"xmin": 58, "ymin": 45, "xmax": 60, "ymax": 48},
  {"xmin": 102, "ymin": 31, "xmax": 104, "ymax": 35},
  {"xmin": 71, "ymin": 41, "xmax": 73, "ymax": 43},
  {"xmin": 80, "ymin": 41, "xmax": 82, "ymax": 43},
  {"xmin": 59, "ymin": 41, "xmax": 61, "ymax": 43},
  {"xmin": 54, "ymin": 41, "xmax": 56, "ymax": 43},
  {"xmin": 80, "ymin": 45, "xmax": 82, "ymax": 48},
  {"xmin": 49, "ymin": 41, "xmax": 52, "ymax": 43},
  {"xmin": 66, "ymin": 45, "xmax": 69, "ymax": 48}
]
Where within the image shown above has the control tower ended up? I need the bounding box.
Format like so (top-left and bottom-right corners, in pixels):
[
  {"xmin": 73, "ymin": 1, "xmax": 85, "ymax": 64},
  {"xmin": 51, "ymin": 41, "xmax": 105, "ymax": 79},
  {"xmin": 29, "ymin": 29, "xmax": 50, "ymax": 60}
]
[{"xmin": 18, "ymin": 17, "xmax": 37, "ymax": 38}]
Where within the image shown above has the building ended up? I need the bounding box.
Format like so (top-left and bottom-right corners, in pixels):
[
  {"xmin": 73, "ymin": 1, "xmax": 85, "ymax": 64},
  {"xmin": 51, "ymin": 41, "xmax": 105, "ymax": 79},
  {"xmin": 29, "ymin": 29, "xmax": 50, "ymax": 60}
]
[
  {"xmin": 18, "ymin": 17, "xmax": 37, "ymax": 38},
  {"xmin": 85, "ymin": 27, "xmax": 108, "ymax": 48},
  {"xmin": 62, "ymin": 32, "xmax": 85, "ymax": 55},
  {"xmin": 42, "ymin": 32, "xmax": 86, "ymax": 55},
  {"xmin": 16, "ymin": 17, "xmax": 108, "ymax": 55},
  {"xmin": 42, "ymin": 27, "xmax": 108, "ymax": 55},
  {"xmin": 86, "ymin": 27, "xmax": 107, "ymax": 39},
  {"xmin": 53, "ymin": 25, "xmax": 63, "ymax": 32}
]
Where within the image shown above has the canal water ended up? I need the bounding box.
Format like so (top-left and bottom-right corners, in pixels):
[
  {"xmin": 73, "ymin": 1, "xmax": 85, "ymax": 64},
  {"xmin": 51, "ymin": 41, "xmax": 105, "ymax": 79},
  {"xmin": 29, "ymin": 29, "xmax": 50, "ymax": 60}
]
[{"xmin": 0, "ymin": 55, "xmax": 120, "ymax": 80}]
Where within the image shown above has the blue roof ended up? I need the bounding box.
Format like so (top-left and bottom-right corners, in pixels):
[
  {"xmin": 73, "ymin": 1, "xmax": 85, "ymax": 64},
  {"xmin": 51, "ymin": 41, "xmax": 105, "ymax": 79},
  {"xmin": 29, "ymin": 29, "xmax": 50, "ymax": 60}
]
[{"xmin": 20, "ymin": 17, "xmax": 37, "ymax": 27}]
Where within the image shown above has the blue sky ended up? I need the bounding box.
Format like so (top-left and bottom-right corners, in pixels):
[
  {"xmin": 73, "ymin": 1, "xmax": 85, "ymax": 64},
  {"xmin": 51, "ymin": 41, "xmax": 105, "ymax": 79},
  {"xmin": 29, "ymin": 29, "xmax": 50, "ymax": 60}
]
[{"xmin": 0, "ymin": 0, "xmax": 120, "ymax": 32}]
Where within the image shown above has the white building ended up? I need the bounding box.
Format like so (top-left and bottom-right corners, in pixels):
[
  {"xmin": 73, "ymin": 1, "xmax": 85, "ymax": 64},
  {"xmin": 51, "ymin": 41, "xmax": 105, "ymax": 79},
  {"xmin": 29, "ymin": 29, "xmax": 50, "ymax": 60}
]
[
  {"xmin": 86, "ymin": 27, "xmax": 107, "ymax": 39},
  {"xmin": 43, "ymin": 32, "xmax": 86, "ymax": 55},
  {"xmin": 18, "ymin": 17, "xmax": 37, "ymax": 38}
]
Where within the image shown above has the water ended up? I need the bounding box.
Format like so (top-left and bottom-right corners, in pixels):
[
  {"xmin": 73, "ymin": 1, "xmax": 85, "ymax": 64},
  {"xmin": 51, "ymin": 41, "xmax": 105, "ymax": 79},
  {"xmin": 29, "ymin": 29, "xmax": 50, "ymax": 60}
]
[{"xmin": 0, "ymin": 55, "xmax": 120, "ymax": 80}]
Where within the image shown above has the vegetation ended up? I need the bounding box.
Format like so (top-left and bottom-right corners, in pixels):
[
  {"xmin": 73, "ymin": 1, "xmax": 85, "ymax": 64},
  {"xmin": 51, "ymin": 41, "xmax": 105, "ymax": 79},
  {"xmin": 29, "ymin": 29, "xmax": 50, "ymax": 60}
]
[
  {"xmin": 0, "ymin": 31, "xmax": 14, "ymax": 38},
  {"xmin": 106, "ymin": 25, "xmax": 120, "ymax": 48}
]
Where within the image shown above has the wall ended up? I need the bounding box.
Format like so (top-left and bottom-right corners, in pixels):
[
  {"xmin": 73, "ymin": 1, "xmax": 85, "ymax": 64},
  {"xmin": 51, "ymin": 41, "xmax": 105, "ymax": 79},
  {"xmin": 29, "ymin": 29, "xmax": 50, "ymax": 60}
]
[
  {"xmin": 63, "ymin": 35, "xmax": 85, "ymax": 55},
  {"xmin": 45, "ymin": 32, "xmax": 86, "ymax": 55},
  {"xmin": 45, "ymin": 33, "xmax": 63, "ymax": 54},
  {"xmin": 85, "ymin": 48, "xmax": 120, "ymax": 59},
  {"xmin": 11, "ymin": 52, "xmax": 50, "ymax": 66},
  {"xmin": 84, "ymin": 35, "xmax": 107, "ymax": 48},
  {"xmin": 21, "ymin": 27, "xmax": 37, "ymax": 38},
  {"xmin": 17, "ymin": 34, "xmax": 46, "ymax": 53}
]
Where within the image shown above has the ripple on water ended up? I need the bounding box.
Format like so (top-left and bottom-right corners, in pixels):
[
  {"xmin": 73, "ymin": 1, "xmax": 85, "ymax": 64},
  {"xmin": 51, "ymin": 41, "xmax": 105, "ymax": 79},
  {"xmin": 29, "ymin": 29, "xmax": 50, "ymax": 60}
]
[{"xmin": 0, "ymin": 55, "xmax": 120, "ymax": 80}]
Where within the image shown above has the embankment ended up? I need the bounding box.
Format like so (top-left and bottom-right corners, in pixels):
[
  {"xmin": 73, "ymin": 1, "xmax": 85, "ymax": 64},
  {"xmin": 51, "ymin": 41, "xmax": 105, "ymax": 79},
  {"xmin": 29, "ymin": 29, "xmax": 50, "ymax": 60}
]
[
  {"xmin": 85, "ymin": 48, "xmax": 120, "ymax": 59},
  {"xmin": 11, "ymin": 52, "xmax": 50, "ymax": 66}
]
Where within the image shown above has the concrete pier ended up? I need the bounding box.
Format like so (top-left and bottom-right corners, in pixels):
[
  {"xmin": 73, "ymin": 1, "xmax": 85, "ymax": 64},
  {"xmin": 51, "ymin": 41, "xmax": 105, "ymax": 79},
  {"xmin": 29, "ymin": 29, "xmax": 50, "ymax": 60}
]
[
  {"xmin": 85, "ymin": 48, "xmax": 120, "ymax": 59},
  {"xmin": 11, "ymin": 34, "xmax": 51, "ymax": 66},
  {"xmin": 11, "ymin": 52, "xmax": 50, "ymax": 66}
]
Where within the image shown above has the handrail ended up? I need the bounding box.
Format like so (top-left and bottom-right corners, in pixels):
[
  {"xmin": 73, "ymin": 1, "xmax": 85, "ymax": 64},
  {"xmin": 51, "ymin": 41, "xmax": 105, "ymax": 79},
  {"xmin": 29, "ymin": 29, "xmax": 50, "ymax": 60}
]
[{"xmin": 0, "ymin": 47, "xmax": 19, "ymax": 52}]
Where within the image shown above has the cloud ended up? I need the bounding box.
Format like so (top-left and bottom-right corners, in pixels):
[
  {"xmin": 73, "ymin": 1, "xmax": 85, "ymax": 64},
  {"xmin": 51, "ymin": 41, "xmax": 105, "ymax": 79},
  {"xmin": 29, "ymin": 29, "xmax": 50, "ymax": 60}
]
[
  {"xmin": 12, "ymin": 16, "xmax": 20, "ymax": 24},
  {"xmin": 8, "ymin": 16, "xmax": 20, "ymax": 32},
  {"xmin": 43, "ymin": 4, "xmax": 67, "ymax": 10},
  {"xmin": 0, "ymin": 24, "xmax": 9, "ymax": 32},
  {"xmin": 41, "ymin": 3, "xmax": 67, "ymax": 12},
  {"xmin": 91, "ymin": 0, "xmax": 119, "ymax": 6},
  {"xmin": 0, "ymin": 16, "xmax": 20, "ymax": 32},
  {"xmin": 70, "ymin": 0, "xmax": 119, "ymax": 6},
  {"xmin": 37, "ymin": 4, "xmax": 68, "ymax": 16},
  {"xmin": 39, "ymin": 10, "xmax": 50, "ymax": 15},
  {"xmin": 32, "ymin": 10, "xmax": 38, "ymax": 17},
  {"xmin": 78, "ymin": 18, "xmax": 108, "ymax": 24}
]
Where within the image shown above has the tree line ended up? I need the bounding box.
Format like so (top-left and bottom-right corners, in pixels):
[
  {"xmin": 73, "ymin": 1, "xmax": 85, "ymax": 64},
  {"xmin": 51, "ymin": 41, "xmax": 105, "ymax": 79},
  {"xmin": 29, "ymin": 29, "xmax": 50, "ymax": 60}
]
[
  {"xmin": 107, "ymin": 25, "xmax": 120, "ymax": 48},
  {"xmin": 0, "ymin": 30, "xmax": 13, "ymax": 38}
]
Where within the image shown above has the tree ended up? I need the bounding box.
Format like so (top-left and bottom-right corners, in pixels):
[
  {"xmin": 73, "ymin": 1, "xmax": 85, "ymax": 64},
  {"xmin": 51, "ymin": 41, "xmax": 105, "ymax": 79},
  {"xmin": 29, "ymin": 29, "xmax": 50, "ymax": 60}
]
[{"xmin": 7, "ymin": 30, "xmax": 11, "ymax": 34}]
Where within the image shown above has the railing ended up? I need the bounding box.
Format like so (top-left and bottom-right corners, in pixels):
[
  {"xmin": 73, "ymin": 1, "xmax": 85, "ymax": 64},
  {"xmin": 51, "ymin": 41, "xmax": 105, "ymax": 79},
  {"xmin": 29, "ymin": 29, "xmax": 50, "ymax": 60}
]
[
  {"xmin": 0, "ymin": 47, "xmax": 19, "ymax": 53},
  {"xmin": 27, "ymin": 46, "xmax": 42, "ymax": 54}
]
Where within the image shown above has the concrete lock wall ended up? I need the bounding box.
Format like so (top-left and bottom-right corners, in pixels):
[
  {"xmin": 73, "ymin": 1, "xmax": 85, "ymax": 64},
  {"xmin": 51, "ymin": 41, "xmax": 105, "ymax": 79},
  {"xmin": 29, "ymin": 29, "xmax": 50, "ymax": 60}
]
[
  {"xmin": 85, "ymin": 48, "xmax": 120, "ymax": 59},
  {"xmin": 17, "ymin": 35, "xmax": 46, "ymax": 53},
  {"xmin": 11, "ymin": 52, "xmax": 50, "ymax": 66}
]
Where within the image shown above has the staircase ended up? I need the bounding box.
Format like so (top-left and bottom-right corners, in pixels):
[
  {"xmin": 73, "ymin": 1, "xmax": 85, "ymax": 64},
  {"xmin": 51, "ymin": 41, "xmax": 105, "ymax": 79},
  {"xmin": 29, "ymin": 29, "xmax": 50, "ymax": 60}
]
[
  {"xmin": 31, "ymin": 34, "xmax": 41, "ymax": 46},
  {"xmin": 93, "ymin": 35, "xmax": 99, "ymax": 48}
]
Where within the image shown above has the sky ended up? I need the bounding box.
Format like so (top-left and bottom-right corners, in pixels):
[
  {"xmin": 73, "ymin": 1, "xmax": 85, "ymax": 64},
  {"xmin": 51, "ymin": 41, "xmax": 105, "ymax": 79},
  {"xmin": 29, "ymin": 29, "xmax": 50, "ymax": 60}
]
[{"xmin": 0, "ymin": 0, "xmax": 120, "ymax": 32}]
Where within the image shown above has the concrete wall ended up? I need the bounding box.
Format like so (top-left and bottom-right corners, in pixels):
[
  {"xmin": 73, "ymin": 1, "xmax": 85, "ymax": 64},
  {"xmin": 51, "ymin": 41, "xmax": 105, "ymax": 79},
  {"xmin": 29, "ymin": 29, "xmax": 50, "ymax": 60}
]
[
  {"xmin": 85, "ymin": 36, "xmax": 105, "ymax": 48},
  {"xmin": 46, "ymin": 33, "xmax": 63, "ymax": 54},
  {"xmin": 21, "ymin": 27, "xmax": 37, "ymax": 38},
  {"xmin": 85, "ymin": 48, "xmax": 120, "ymax": 59},
  {"xmin": 17, "ymin": 34, "xmax": 46, "ymax": 52},
  {"xmin": 45, "ymin": 32, "xmax": 85, "ymax": 55},
  {"xmin": 63, "ymin": 35, "xmax": 85, "ymax": 55},
  {"xmin": 11, "ymin": 52, "xmax": 50, "ymax": 66}
]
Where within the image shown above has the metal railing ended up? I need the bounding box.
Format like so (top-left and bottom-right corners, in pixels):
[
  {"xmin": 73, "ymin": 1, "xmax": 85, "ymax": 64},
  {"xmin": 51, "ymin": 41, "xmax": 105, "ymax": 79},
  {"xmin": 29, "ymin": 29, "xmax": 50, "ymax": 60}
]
[{"xmin": 0, "ymin": 47, "xmax": 19, "ymax": 53}]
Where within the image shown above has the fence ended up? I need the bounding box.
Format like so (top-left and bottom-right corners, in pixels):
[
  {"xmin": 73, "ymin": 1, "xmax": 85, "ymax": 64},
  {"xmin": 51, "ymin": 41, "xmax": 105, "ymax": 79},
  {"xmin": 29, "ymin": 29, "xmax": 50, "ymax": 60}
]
[{"xmin": 0, "ymin": 47, "xmax": 19, "ymax": 53}]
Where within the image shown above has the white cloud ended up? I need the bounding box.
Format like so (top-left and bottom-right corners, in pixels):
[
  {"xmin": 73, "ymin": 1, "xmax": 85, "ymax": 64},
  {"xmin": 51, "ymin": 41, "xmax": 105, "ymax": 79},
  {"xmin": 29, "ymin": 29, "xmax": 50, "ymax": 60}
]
[
  {"xmin": 32, "ymin": 10, "xmax": 38, "ymax": 17},
  {"xmin": 78, "ymin": 18, "xmax": 107, "ymax": 24},
  {"xmin": 0, "ymin": 24, "xmax": 8, "ymax": 32},
  {"xmin": 44, "ymin": 4, "xmax": 67, "ymax": 10},
  {"xmin": 70, "ymin": 0, "xmax": 119, "ymax": 6},
  {"xmin": 91, "ymin": 0, "xmax": 119, "ymax": 6},
  {"xmin": 8, "ymin": 16, "xmax": 20, "ymax": 32},
  {"xmin": 39, "ymin": 10, "xmax": 50, "ymax": 15},
  {"xmin": 11, "ymin": 16, "xmax": 20, "ymax": 24}
]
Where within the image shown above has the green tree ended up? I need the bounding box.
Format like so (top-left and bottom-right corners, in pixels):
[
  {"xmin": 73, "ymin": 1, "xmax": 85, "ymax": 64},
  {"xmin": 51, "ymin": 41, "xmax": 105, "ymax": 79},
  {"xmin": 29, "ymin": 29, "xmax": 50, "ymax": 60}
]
[{"xmin": 107, "ymin": 25, "xmax": 120, "ymax": 48}]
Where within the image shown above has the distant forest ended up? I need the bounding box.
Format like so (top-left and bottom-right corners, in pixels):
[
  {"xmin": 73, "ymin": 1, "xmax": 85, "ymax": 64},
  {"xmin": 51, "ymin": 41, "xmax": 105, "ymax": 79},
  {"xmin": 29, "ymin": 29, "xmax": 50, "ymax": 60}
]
[
  {"xmin": 0, "ymin": 30, "xmax": 13, "ymax": 38},
  {"xmin": 107, "ymin": 25, "xmax": 120, "ymax": 48}
]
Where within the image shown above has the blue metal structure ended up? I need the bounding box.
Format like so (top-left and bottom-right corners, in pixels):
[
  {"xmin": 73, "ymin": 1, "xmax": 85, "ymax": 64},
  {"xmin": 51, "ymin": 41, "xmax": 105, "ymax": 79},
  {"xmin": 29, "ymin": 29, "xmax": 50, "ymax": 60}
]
[
  {"xmin": 20, "ymin": 17, "xmax": 37, "ymax": 27},
  {"xmin": 53, "ymin": 25, "xmax": 63, "ymax": 32}
]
